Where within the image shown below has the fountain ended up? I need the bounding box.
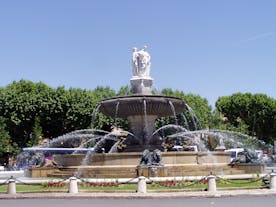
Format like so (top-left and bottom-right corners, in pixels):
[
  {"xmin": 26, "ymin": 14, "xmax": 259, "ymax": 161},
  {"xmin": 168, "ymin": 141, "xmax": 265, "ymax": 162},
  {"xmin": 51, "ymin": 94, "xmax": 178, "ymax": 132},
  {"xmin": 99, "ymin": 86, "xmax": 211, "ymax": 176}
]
[
  {"xmin": 95, "ymin": 46, "xmax": 187, "ymax": 152},
  {"xmin": 20, "ymin": 46, "xmax": 266, "ymax": 178}
]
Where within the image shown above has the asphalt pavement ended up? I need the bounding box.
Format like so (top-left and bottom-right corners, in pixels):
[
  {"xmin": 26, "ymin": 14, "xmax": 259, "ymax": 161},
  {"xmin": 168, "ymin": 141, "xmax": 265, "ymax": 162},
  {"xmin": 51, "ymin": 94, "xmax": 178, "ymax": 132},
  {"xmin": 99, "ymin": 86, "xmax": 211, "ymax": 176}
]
[
  {"xmin": 1, "ymin": 194, "xmax": 276, "ymax": 207},
  {"xmin": 1, "ymin": 188, "xmax": 276, "ymax": 199}
]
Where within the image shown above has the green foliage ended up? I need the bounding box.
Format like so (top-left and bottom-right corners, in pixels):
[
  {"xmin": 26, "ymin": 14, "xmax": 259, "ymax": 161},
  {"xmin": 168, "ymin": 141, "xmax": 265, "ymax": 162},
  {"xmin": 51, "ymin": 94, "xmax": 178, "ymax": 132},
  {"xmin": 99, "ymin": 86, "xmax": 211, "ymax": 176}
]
[
  {"xmin": 216, "ymin": 93, "xmax": 276, "ymax": 143},
  {"xmin": 27, "ymin": 117, "xmax": 43, "ymax": 147},
  {"xmin": 0, "ymin": 117, "xmax": 13, "ymax": 156},
  {"xmin": 116, "ymin": 85, "xmax": 132, "ymax": 96},
  {"xmin": 89, "ymin": 86, "xmax": 117, "ymax": 131},
  {"xmin": 0, "ymin": 80, "xmax": 48, "ymax": 146},
  {"xmin": 211, "ymin": 109, "xmax": 250, "ymax": 134},
  {"xmin": 0, "ymin": 81, "xmax": 117, "ymax": 153}
]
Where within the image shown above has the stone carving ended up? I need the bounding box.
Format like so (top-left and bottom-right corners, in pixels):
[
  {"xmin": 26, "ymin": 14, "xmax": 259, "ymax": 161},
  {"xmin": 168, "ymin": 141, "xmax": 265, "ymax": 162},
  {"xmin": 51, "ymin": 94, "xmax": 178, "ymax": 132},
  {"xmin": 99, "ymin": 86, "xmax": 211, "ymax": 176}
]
[
  {"xmin": 132, "ymin": 46, "xmax": 151, "ymax": 78},
  {"xmin": 140, "ymin": 149, "xmax": 151, "ymax": 165},
  {"xmin": 140, "ymin": 149, "xmax": 163, "ymax": 166},
  {"xmin": 152, "ymin": 149, "xmax": 163, "ymax": 165}
]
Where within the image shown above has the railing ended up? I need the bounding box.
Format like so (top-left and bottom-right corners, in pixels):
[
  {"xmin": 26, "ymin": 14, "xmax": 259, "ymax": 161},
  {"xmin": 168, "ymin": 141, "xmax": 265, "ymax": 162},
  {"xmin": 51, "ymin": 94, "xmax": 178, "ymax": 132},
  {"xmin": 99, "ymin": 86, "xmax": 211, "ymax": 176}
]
[{"xmin": 0, "ymin": 172, "xmax": 274, "ymax": 195}]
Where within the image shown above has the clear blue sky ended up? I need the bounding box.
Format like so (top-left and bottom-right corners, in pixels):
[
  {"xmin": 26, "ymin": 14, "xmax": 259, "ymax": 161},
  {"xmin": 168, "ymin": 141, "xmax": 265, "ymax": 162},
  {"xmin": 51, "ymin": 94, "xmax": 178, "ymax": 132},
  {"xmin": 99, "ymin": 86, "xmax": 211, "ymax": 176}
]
[{"xmin": 0, "ymin": 0, "xmax": 275, "ymax": 107}]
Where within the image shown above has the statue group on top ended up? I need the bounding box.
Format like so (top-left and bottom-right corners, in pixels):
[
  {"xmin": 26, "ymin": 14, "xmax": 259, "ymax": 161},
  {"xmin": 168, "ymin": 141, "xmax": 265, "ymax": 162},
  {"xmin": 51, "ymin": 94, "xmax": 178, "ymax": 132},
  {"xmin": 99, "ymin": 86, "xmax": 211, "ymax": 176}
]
[{"xmin": 132, "ymin": 45, "xmax": 151, "ymax": 78}]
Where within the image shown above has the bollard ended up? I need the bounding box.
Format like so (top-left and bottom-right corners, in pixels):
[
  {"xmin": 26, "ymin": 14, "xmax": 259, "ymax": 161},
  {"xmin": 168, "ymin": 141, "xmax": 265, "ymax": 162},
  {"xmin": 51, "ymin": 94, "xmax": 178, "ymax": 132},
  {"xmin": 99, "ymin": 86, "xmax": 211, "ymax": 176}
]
[
  {"xmin": 137, "ymin": 176, "xmax": 147, "ymax": 193},
  {"xmin": 207, "ymin": 175, "xmax": 217, "ymax": 192},
  {"xmin": 7, "ymin": 178, "xmax": 16, "ymax": 195},
  {"xmin": 69, "ymin": 177, "xmax": 78, "ymax": 193},
  {"xmin": 270, "ymin": 173, "xmax": 276, "ymax": 190}
]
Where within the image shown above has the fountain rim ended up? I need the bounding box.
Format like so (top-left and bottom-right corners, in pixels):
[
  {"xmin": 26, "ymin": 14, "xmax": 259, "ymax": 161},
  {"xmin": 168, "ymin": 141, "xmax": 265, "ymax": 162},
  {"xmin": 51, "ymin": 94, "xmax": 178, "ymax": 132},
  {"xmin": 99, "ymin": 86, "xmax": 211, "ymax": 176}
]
[
  {"xmin": 97, "ymin": 94, "xmax": 187, "ymax": 118},
  {"xmin": 99, "ymin": 94, "xmax": 187, "ymax": 103}
]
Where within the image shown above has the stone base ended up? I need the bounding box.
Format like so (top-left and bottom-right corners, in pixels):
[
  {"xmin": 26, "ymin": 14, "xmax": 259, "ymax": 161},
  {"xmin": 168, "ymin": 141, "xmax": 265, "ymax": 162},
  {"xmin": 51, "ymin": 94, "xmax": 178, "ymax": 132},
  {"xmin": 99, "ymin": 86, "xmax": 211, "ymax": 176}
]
[
  {"xmin": 232, "ymin": 163, "xmax": 265, "ymax": 174},
  {"xmin": 30, "ymin": 163, "xmax": 259, "ymax": 178},
  {"xmin": 130, "ymin": 77, "xmax": 153, "ymax": 95},
  {"xmin": 137, "ymin": 165, "xmax": 165, "ymax": 177},
  {"xmin": 27, "ymin": 151, "xmax": 264, "ymax": 178}
]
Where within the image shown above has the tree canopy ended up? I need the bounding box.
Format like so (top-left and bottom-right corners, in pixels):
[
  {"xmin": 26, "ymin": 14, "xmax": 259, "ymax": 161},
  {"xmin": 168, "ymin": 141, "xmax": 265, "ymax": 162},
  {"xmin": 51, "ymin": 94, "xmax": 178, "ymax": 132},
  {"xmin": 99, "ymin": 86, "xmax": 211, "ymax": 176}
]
[{"xmin": 216, "ymin": 93, "xmax": 276, "ymax": 143}]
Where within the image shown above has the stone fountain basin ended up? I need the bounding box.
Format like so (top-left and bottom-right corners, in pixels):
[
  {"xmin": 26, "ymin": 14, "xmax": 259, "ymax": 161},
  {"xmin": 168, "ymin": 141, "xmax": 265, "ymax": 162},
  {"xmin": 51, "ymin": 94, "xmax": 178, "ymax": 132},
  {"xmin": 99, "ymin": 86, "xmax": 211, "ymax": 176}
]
[
  {"xmin": 52, "ymin": 151, "xmax": 231, "ymax": 167},
  {"xmin": 98, "ymin": 95, "xmax": 187, "ymax": 118},
  {"xmin": 29, "ymin": 152, "xmax": 264, "ymax": 178}
]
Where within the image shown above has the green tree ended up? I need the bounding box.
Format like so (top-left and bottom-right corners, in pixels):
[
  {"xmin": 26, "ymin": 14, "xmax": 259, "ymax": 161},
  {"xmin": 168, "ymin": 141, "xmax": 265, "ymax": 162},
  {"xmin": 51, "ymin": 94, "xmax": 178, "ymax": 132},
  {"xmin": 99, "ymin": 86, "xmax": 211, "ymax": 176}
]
[
  {"xmin": 0, "ymin": 117, "xmax": 11, "ymax": 155},
  {"xmin": 216, "ymin": 93, "xmax": 276, "ymax": 143},
  {"xmin": 0, "ymin": 81, "xmax": 118, "ymax": 147},
  {"xmin": 0, "ymin": 116, "xmax": 19, "ymax": 162},
  {"xmin": 89, "ymin": 86, "xmax": 117, "ymax": 131},
  {"xmin": 116, "ymin": 85, "xmax": 132, "ymax": 96},
  {"xmin": 0, "ymin": 80, "xmax": 48, "ymax": 147},
  {"xmin": 27, "ymin": 117, "xmax": 43, "ymax": 147},
  {"xmin": 64, "ymin": 88, "xmax": 96, "ymax": 131}
]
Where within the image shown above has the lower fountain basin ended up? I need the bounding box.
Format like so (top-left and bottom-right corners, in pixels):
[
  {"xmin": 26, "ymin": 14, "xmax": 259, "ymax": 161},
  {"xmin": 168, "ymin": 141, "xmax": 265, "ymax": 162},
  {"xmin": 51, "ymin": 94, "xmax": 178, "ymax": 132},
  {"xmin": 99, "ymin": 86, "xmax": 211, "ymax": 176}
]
[{"xmin": 27, "ymin": 151, "xmax": 264, "ymax": 178}]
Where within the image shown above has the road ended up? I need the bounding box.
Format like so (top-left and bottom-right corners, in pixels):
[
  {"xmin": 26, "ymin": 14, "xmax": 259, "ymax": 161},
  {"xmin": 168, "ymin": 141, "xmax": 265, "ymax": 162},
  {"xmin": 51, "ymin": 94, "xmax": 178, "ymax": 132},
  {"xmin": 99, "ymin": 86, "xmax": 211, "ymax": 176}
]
[{"xmin": 1, "ymin": 195, "xmax": 276, "ymax": 207}]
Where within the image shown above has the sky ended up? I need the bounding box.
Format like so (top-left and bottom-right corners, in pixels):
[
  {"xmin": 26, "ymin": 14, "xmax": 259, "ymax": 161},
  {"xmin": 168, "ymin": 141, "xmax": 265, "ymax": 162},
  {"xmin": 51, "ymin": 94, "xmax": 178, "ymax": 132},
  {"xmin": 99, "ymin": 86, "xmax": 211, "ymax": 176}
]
[{"xmin": 0, "ymin": 0, "xmax": 276, "ymax": 108}]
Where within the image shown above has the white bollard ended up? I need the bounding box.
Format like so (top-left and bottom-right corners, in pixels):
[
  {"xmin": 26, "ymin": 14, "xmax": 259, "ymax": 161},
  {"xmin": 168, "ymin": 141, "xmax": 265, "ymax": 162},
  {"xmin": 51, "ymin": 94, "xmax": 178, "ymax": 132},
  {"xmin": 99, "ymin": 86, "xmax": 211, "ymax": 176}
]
[
  {"xmin": 270, "ymin": 173, "xmax": 276, "ymax": 190},
  {"xmin": 207, "ymin": 175, "xmax": 217, "ymax": 192},
  {"xmin": 69, "ymin": 177, "xmax": 78, "ymax": 194},
  {"xmin": 137, "ymin": 176, "xmax": 147, "ymax": 193},
  {"xmin": 7, "ymin": 178, "xmax": 16, "ymax": 195}
]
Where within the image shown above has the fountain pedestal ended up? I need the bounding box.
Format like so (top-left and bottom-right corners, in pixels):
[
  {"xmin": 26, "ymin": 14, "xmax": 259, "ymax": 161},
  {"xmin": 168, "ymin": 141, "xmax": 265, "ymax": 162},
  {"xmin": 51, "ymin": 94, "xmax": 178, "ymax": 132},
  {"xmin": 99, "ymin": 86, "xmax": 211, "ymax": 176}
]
[
  {"xmin": 126, "ymin": 115, "xmax": 161, "ymax": 151},
  {"xmin": 130, "ymin": 77, "xmax": 153, "ymax": 95}
]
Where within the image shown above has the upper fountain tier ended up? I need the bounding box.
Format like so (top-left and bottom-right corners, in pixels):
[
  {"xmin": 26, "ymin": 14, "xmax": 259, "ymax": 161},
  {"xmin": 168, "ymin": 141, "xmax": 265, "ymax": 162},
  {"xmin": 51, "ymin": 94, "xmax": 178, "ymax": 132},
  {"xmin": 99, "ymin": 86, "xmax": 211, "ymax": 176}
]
[{"xmin": 99, "ymin": 95, "xmax": 187, "ymax": 118}]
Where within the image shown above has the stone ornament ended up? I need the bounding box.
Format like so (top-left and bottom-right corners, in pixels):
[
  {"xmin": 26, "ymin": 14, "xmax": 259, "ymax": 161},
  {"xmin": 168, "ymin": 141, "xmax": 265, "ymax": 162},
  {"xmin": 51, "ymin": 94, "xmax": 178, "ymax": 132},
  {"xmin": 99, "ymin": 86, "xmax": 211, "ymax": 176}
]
[{"xmin": 132, "ymin": 45, "xmax": 151, "ymax": 78}]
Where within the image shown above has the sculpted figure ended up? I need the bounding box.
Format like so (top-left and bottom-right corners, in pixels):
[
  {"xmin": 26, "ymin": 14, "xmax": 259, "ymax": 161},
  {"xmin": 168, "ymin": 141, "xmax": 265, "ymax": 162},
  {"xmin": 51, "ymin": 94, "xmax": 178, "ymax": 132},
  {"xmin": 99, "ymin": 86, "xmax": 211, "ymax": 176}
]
[
  {"xmin": 140, "ymin": 149, "xmax": 152, "ymax": 166},
  {"xmin": 132, "ymin": 46, "xmax": 151, "ymax": 77},
  {"xmin": 152, "ymin": 149, "xmax": 163, "ymax": 166},
  {"xmin": 140, "ymin": 149, "xmax": 163, "ymax": 166}
]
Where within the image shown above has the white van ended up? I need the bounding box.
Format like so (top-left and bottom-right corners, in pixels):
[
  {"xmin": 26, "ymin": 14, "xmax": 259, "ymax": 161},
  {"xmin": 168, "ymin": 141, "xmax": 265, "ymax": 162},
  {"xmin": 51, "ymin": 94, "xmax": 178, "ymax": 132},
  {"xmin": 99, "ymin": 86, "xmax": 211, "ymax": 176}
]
[{"xmin": 225, "ymin": 148, "xmax": 244, "ymax": 162}]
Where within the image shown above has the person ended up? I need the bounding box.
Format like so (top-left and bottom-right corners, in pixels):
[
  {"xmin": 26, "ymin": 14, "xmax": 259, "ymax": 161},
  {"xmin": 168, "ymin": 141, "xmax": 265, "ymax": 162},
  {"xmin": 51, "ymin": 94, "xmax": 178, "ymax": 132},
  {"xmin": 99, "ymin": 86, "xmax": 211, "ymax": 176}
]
[{"xmin": 132, "ymin": 45, "xmax": 151, "ymax": 77}]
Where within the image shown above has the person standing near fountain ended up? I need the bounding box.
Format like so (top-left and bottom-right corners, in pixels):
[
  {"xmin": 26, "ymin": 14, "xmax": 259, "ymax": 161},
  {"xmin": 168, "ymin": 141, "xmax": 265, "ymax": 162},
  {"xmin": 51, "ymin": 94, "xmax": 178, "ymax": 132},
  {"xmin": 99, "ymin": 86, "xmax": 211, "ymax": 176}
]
[{"xmin": 131, "ymin": 45, "xmax": 153, "ymax": 95}]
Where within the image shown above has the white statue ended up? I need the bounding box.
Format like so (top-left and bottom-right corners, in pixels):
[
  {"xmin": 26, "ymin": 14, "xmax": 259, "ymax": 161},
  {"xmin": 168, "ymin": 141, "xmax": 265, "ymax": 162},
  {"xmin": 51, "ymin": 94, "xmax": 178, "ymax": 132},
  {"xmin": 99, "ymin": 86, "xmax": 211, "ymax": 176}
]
[{"xmin": 132, "ymin": 45, "xmax": 151, "ymax": 77}]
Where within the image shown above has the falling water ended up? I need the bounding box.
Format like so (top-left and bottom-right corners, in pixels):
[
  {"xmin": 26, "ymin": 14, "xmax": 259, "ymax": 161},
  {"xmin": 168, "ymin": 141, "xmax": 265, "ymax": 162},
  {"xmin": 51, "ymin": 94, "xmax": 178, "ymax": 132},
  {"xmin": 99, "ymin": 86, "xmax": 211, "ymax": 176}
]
[
  {"xmin": 169, "ymin": 101, "xmax": 178, "ymax": 125},
  {"xmin": 143, "ymin": 99, "xmax": 149, "ymax": 144},
  {"xmin": 42, "ymin": 129, "xmax": 110, "ymax": 148},
  {"xmin": 114, "ymin": 101, "xmax": 120, "ymax": 127},
  {"xmin": 92, "ymin": 133, "xmax": 119, "ymax": 153},
  {"xmin": 167, "ymin": 129, "xmax": 271, "ymax": 151},
  {"xmin": 91, "ymin": 104, "xmax": 102, "ymax": 129},
  {"xmin": 151, "ymin": 124, "xmax": 188, "ymax": 138},
  {"xmin": 76, "ymin": 148, "xmax": 95, "ymax": 177},
  {"xmin": 179, "ymin": 113, "xmax": 190, "ymax": 130},
  {"xmin": 185, "ymin": 104, "xmax": 202, "ymax": 130}
]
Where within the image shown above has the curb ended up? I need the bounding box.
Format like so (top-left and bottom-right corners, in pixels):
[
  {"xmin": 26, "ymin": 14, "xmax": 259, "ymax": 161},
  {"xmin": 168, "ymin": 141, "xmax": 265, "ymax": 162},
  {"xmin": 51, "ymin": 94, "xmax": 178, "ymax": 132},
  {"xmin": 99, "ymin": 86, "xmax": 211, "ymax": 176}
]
[{"xmin": 1, "ymin": 189, "xmax": 276, "ymax": 199}]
